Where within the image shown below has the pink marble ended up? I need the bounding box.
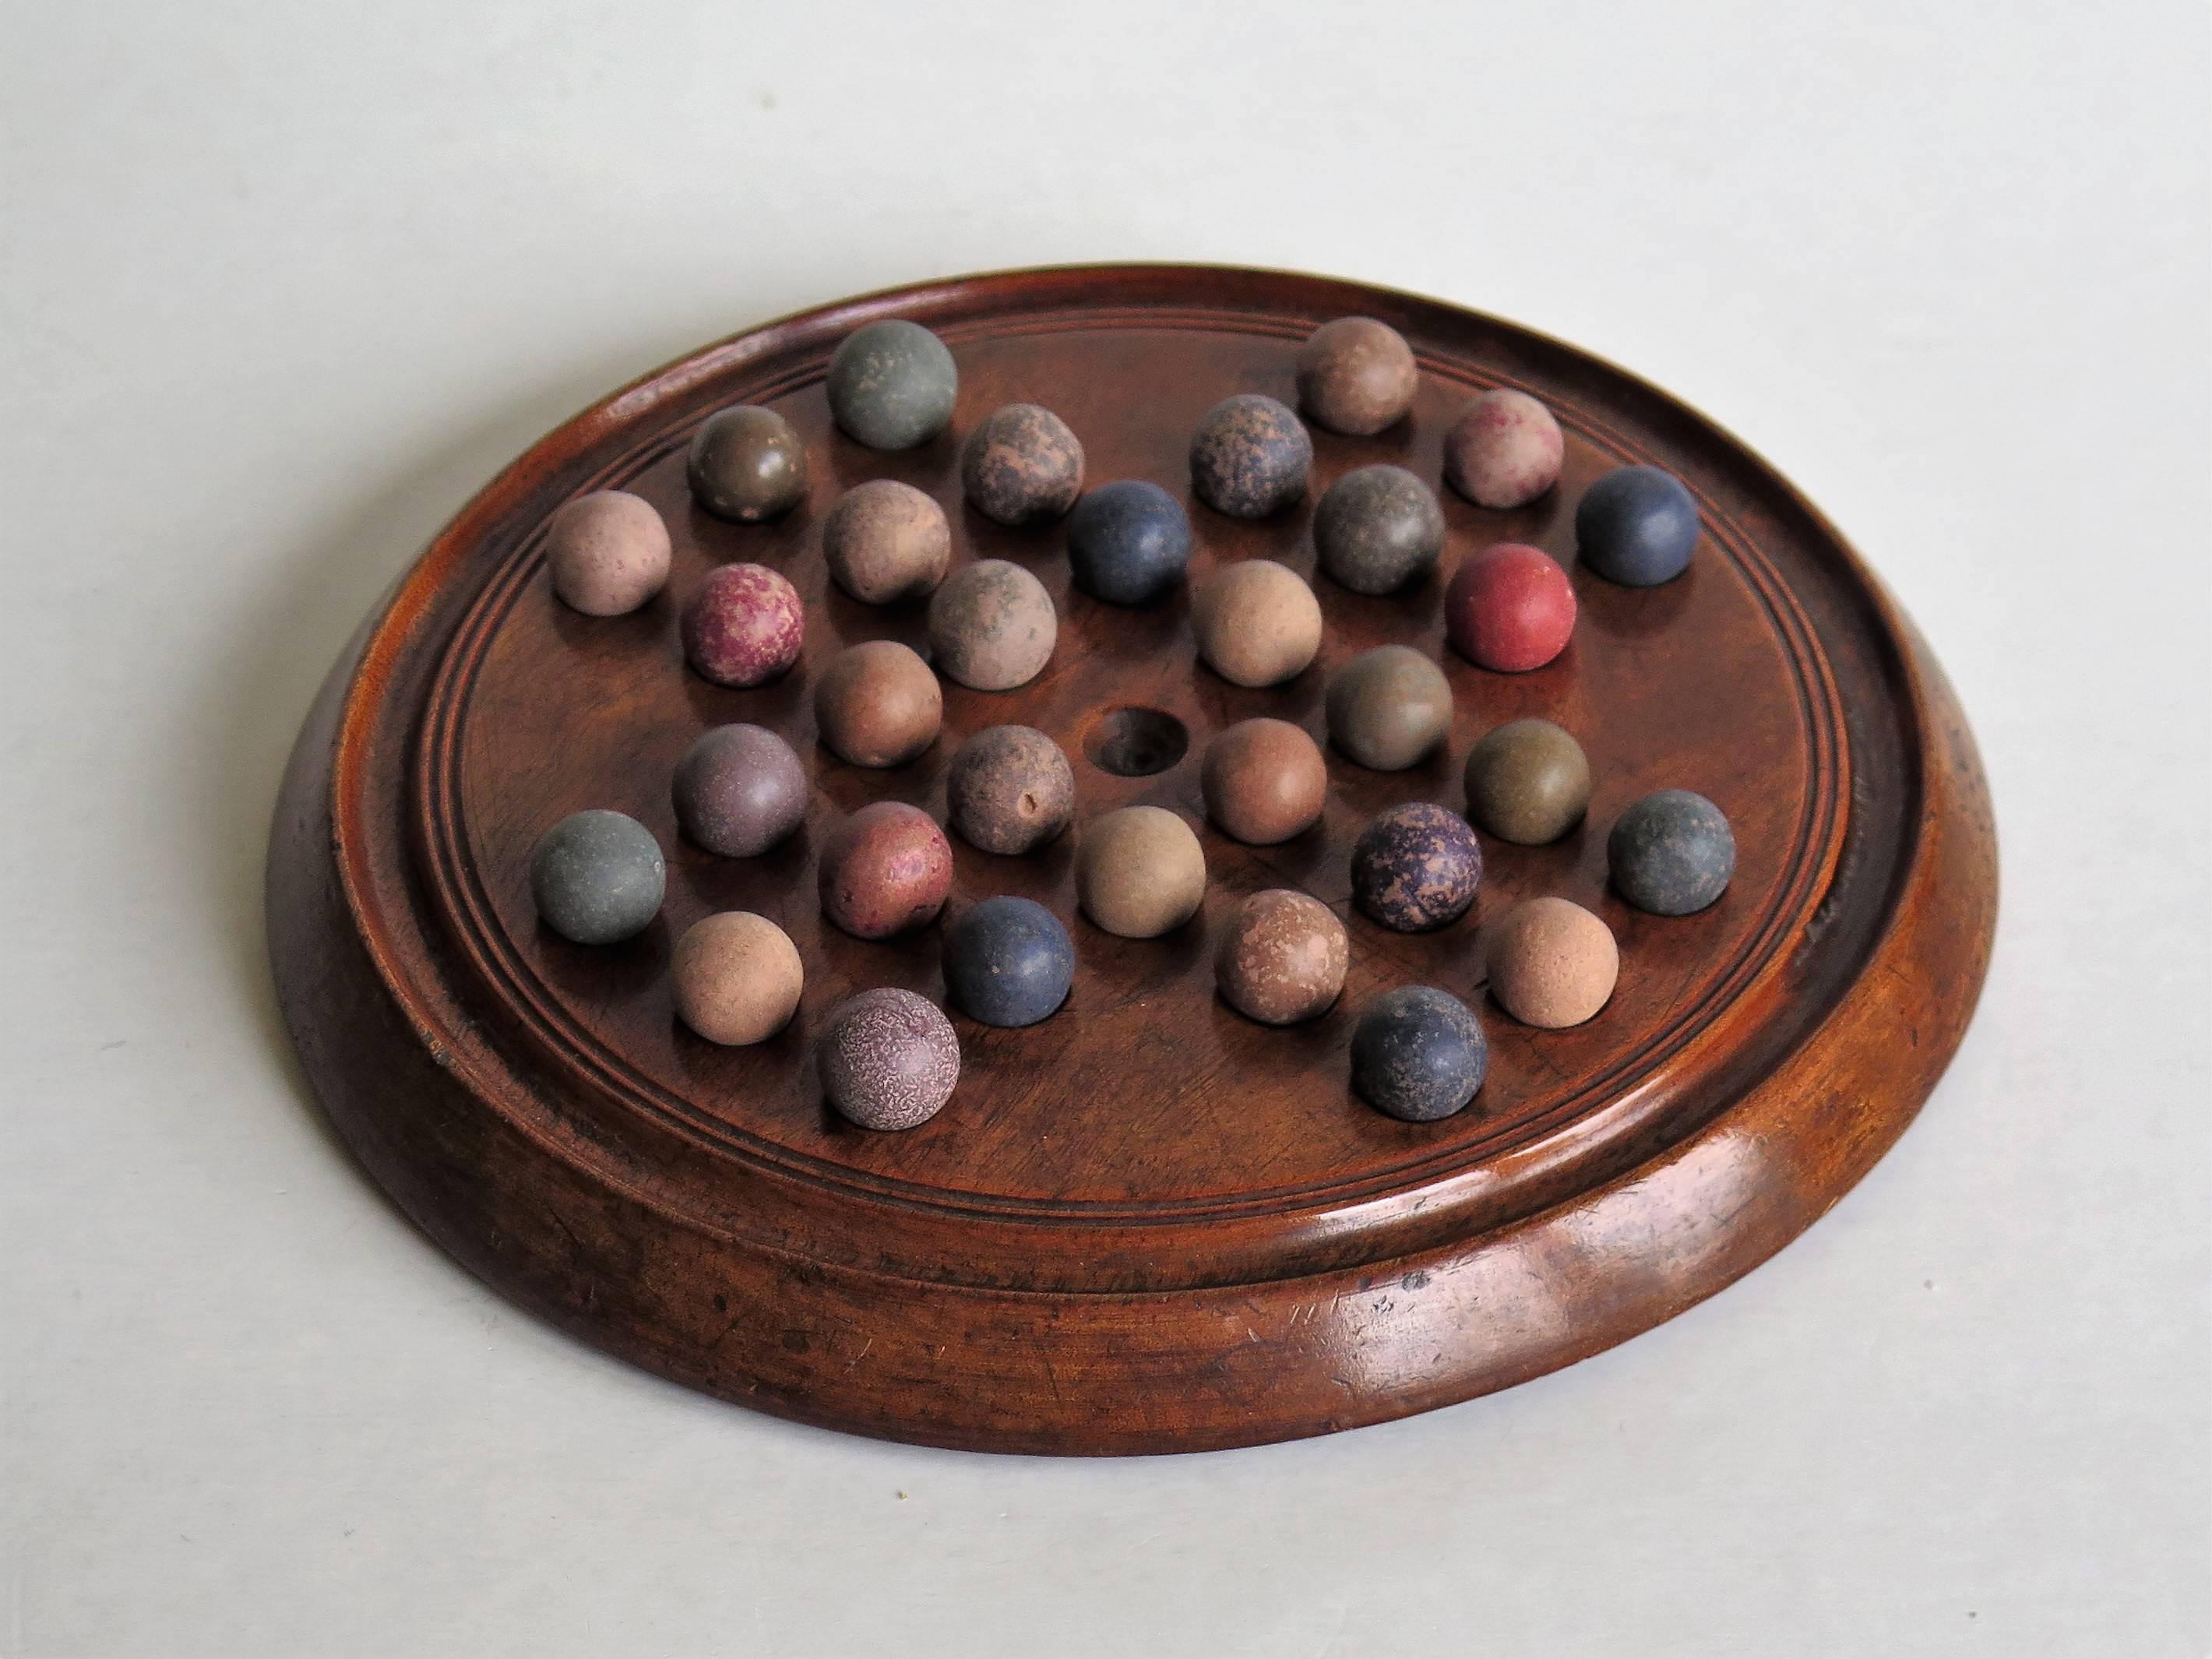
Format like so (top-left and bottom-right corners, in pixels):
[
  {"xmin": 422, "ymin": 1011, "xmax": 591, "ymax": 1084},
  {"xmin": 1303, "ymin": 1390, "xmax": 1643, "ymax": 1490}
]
[
  {"xmin": 1442, "ymin": 389, "xmax": 1564, "ymax": 510},
  {"xmin": 680, "ymin": 562, "xmax": 804, "ymax": 688}
]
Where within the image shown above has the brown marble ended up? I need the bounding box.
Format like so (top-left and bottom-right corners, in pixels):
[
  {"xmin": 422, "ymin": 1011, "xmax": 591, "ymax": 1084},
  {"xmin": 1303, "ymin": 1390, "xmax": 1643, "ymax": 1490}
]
[
  {"xmin": 1192, "ymin": 559, "xmax": 1323, "ymax": 688},
  {"xmin": 544, "ymin": 490, "xmax": 671, "ymax": 615},
  {"xmin": 1485, "ymin": 896, "xmax": 1618, "ymax": 1028},
  {"xmin": 671, "ymin": 911, "xmax": 804, "ymax": 1045},
  {"xmin": 818, "ymin": 801, "xmax": 953, "ymax": 939},
  {"xmin": 687, "ymin": 404, "xmax": 809, "ymax": 522},
  {"xmin": 1215, "ymin": 889, "xmax": 1348, "ymax": 1025},
  {"xmin": 814, "ymin": 639, "xmax": 942, "ymax": 768},
  {"xmin": 822, "ymin": 480, "xmax": 952, "ymax": 604},
  {"xmin": 1200, "ymin": 717, "xmax": 1328, "ymax": 845},
  {"xmin": 946, "ymin": 724, "xmax": 1076, "ymax": 854},
  {"xmin": 1295, "ymin": 316, "xmax": 1419, "ymax": 436}
]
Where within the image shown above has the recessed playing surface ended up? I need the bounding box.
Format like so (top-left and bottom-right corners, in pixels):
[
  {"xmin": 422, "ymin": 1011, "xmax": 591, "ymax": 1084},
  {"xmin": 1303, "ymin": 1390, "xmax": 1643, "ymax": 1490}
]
[{"xmin": 270, "ymin": 264, "xmax": 1995, "ymax": 1454}]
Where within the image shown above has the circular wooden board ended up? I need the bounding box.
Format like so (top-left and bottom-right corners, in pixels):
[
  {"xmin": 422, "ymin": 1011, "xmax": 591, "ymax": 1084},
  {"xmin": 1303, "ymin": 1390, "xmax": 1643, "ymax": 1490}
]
[{"xmin": 269, "ymin": 264, "xmax": 1996, "ymax": 1454}]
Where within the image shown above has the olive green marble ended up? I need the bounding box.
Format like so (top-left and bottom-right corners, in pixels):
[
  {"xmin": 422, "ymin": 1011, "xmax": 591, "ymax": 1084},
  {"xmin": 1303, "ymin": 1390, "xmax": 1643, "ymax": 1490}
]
[{"xmin": 1464, "ymin": 720, "xmax": 1591, "ymax": 845}]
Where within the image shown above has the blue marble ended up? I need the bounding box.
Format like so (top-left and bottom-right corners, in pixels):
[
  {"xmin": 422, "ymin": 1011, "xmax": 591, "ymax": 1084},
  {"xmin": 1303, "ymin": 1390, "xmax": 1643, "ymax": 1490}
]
[
  {"xmin": 1608, "ymin": 789, "xmax": 1736, "ymax": 914},
  {"xmin": 1351, "ymin": 985, "xmax": 1489, "ymax": 1122},
  {"xmin": 1065, "ymin": 480, "xmax": 1195, "ymax": 605},
  {"xmin": 942, "ymin": 896, "xmax": 1075, "ymax": 1028},
  {"xmin": 1575, "ymin": 465, "xmax": 1700, "ymax": 586}
]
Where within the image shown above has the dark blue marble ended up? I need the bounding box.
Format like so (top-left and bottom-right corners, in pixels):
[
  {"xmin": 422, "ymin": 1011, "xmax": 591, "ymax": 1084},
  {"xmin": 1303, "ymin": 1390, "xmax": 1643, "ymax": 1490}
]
[
  {"xmin": 1351, "ymin": 985, "xmax": 1489, "ymax": 1122},
  {"xmin": 529, "ymin": 809, "xmax": 665, "ymax": 945},
  {"xmin": 1608, "ymin": 789, "xmax": 1735, "ymax": 914},
  {"xmin": 942, "ymin": 896, "xmax": 1075, "ymax": 1028},
  {"xmin": 1575, "ymin": 465, "xmax": 1700, "ymax": 586},
  {"xmin": 1065, "ymin": 480, "xmax": 1194, "ymax": 605}
]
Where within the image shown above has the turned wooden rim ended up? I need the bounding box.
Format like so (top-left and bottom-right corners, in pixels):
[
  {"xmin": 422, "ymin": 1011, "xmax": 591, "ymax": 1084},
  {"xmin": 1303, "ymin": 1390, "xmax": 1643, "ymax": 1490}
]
[{"xmin": 274, "ymin": 263, "xmax": 1996, "ymax": 1453}]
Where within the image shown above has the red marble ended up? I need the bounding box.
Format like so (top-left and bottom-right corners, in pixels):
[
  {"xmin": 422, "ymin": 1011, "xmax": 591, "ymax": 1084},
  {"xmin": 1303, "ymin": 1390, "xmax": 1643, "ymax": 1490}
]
[
  {"xmin": 818, "ymin": 801, "xmax": 953, "ymax": 939},
  {"xmin": 1444, "ymin": 542, "xmax": 1576, "ymax": 673}
]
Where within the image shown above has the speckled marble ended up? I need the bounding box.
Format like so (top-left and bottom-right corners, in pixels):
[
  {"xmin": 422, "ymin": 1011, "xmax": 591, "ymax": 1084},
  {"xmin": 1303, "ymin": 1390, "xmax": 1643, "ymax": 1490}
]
[
  {"xmin": 1349, "ymin": 801, "xmax": 1481, "ymax": 932},
  {"xmin": 1442, "ymin": 389, "xmax": 1563, "ymax": 509},
  {"xmin": 1350, "ymin": 985, "xmax": 1488, "ymax": 1122},
  {"xmin": 1214, "ymin": 889, "xmax": 1347, "ymax": 1025},
  {"xmin": 819, "ymin": 988, "xmax": 960, "ymax": 1131},
  {"xmin": 1189, "ymin": 393, "xmax": 1312, "ymax": 518},
  {"xmin": 960, "ymin": 403, "xmax": 1084, "ymax": 524},
  {"xmin": 945, "ymin": 725, "xmax": 1075, "ymax": 855},
  {"xmin": 1608, "ymin": 788, "xmax": 1735, "ymax": 914},
  {"xmin": 680, "ymin": 562, "xmax": 805, "ymax": 687}
]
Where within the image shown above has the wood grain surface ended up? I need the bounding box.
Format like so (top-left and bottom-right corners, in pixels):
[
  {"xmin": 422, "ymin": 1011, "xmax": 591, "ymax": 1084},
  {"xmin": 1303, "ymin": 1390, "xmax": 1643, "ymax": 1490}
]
[{"xmin": 267, "ymin": 264, "xmax": 1997, "ymax": 1453}]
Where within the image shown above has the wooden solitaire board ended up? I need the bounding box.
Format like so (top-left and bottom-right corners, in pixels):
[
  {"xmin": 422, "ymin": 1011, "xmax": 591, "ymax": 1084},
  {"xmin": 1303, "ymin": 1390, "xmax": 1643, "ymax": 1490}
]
[{"xmin": 269, "ymin": 264, "xmax": 1997, "ymax": 1454}]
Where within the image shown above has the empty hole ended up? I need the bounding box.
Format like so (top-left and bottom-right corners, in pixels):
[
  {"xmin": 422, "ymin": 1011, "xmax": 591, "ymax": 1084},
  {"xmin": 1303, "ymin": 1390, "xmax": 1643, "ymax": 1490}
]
[{"xmin": 1083, "ymin": 706, "xmax": 1189, "ymax": 777}]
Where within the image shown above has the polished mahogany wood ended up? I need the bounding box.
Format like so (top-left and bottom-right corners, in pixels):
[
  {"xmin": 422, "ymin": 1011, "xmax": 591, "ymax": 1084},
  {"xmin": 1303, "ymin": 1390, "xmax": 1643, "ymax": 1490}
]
[{"xmin": 268, "ymin": 265, "xmax": 1997, "ymax": 1453}]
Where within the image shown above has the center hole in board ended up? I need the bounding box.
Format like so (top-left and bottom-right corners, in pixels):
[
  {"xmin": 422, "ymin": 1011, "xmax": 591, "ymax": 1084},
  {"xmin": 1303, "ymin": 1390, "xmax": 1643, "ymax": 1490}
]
[{"xmin": 1083, "ymin": 706, "xmax": 1190, "ymax": 777}]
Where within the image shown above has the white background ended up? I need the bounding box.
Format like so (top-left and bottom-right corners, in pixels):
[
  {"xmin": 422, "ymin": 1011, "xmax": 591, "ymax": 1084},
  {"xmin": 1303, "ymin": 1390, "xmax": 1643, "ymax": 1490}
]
[{"xmin": 4, "ymin": 4, "xmax": 2207, "ymax": 1655}]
